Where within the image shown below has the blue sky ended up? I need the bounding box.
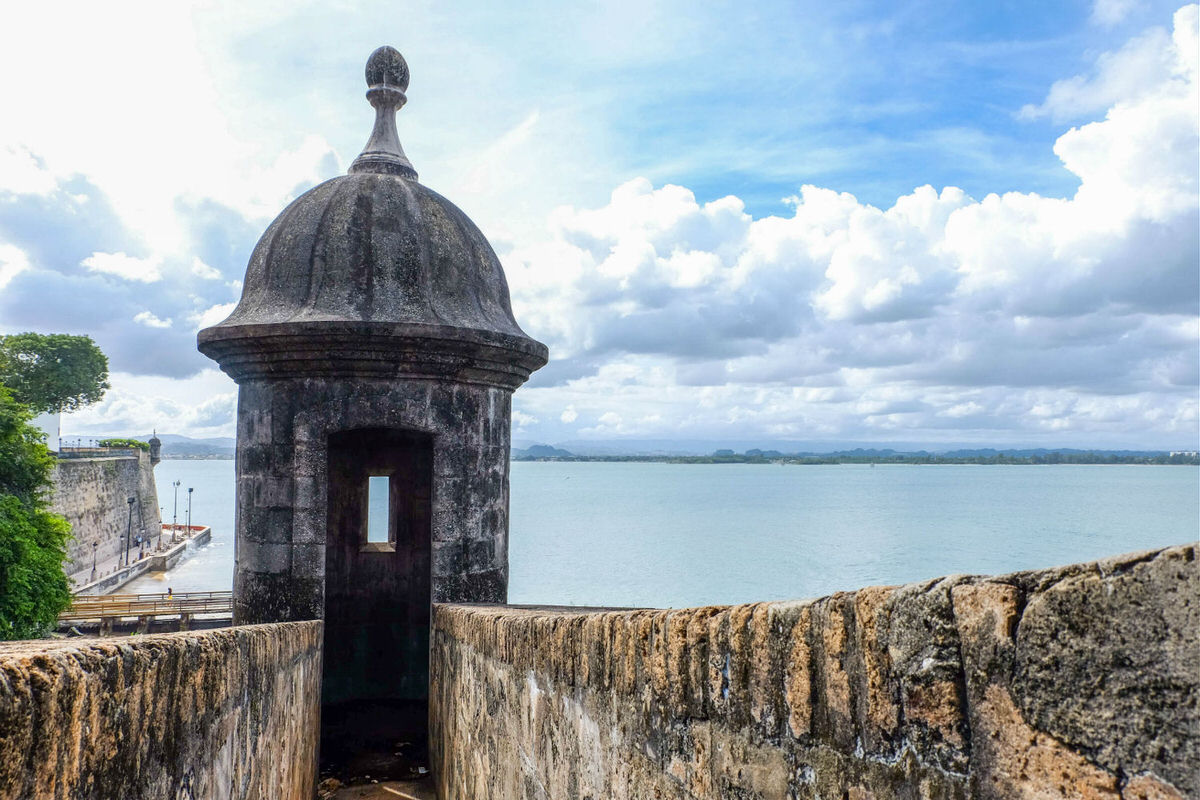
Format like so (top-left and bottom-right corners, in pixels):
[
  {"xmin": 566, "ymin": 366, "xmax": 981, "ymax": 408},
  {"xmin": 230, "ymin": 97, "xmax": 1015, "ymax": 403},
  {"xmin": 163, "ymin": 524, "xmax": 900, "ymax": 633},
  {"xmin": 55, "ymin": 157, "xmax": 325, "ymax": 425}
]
[{"xmin": 0, "ymin": 0, "xmax": 1196, "ymax": 449}]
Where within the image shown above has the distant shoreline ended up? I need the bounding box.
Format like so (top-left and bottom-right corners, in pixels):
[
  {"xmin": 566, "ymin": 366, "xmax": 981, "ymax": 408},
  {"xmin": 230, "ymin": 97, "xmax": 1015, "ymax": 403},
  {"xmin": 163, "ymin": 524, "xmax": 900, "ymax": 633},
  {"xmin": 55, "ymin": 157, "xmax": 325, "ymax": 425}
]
[
  {"xmin": 513, "ymin": 454, "xmax": 1200, "ymax": 466},
  {"xmin": 160, "ymin": 454, "xmax": 234, "ymax": 460},
  {"xmin": 152, "ymin": 451, "xmax": 1200, "ymax": 466}
]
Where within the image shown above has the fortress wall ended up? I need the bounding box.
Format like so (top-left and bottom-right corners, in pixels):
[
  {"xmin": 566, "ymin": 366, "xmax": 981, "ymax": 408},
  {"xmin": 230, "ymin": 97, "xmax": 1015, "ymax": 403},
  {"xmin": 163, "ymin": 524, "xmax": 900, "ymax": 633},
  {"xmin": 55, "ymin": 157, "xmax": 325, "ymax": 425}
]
[
  {"xmin": 431, "ymin": 545, "xmax": 1197, "ymax": 800},
  {"xmin": 0, "ymin": 621, "xmax": 321, "ymax": 800},
  {"xmin": 51, "ymin": 453, "xmax": 160, "ymax": 579}
]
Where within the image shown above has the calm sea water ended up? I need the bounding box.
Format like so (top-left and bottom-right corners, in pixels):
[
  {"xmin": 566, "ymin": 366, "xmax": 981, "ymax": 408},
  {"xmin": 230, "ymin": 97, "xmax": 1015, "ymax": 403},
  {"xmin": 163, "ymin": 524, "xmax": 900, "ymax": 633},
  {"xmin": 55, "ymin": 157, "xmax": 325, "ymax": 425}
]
[{"xmin": 128, "ymin": 460, "xmax": 1199, "ymax": 607}]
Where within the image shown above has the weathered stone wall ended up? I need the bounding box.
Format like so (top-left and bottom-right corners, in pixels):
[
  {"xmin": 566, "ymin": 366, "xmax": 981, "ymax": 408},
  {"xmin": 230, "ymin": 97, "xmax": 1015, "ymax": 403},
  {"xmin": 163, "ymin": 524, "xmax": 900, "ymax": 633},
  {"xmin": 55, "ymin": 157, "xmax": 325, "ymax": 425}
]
[
  {"xmin": 50, "ymin": 452, "xmax": 160, "ymax": 579},
  {"xmin": 431, "ymin": 545, "xmax": 1197, "ymax": 800},
  {"xmin": 0, "ymin": 621, "xmax": 321, "ymax": 800}
]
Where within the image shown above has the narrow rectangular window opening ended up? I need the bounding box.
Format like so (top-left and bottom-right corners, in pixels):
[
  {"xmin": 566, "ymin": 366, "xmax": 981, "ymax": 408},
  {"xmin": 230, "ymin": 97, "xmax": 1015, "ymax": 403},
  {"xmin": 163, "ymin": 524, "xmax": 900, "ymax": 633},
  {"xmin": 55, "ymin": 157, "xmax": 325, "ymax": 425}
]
[{"xmin": 366, "ymin": 475, "xmax": 390, "ymax": 545}]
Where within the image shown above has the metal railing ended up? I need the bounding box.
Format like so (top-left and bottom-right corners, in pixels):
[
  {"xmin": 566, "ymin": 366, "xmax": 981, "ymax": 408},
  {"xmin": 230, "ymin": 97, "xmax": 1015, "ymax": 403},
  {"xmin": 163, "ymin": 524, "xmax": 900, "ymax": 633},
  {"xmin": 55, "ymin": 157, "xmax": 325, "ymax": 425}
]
[
  {"xmin": 57, "ymin": 445, "xmax": 140, "ymax": 459},
  {"xmin": 59, "ymin": 590, "xmax": 233, "ymax": 622}
]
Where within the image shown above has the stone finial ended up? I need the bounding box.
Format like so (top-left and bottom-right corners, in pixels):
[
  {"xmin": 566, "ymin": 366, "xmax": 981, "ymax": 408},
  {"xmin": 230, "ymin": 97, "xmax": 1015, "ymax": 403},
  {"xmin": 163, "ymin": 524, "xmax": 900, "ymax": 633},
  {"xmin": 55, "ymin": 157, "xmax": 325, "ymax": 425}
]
[
  {"xmin": 365, "ymin": 46, "xmax": 409, "ymax": 91},
  {"xmin": 349, "ymin": 46, "xmax": 418, "ymax": 179}
]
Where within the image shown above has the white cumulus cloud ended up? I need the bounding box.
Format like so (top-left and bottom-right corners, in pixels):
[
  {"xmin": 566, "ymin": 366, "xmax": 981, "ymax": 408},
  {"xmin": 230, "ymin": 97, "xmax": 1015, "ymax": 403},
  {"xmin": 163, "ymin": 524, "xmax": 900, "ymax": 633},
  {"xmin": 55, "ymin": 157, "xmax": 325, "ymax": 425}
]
[
  {"xmin": 190, "ymin": 257, "xmax": 222, "ymax": 280},
  {"xmin": 1022, "ymin": 7, "xmax": 1196, "ymax": 123},
  {"xmin": 0, "ymin": 243, "xmax": 31, "ymax": 291},
  {"xmin": 191, "ymin": 302, "xmax": 237, "ymax": 331},
  {"xmin": 0, "ymin": 145, "xmax": 56, "ymax": 196},
  {"xmin": 508, "ymin": 7, "xmax": 1199, "ymax": 447},
  {"xmin": 82, "ymin": 251, "xmax": 162, "ymax": 283},
  {"xmin": 62, "ymin": 370, "xmax": 239, "ymax": 438},
  {"xmin": 133, "ymin": 311, "xmax": 172, "ymax": 329},
  {"xmin": 512, "ymin": 410, "xmax": 538, "ymax": 430},
  {"xmin": 1092, "ymin": 0, "xmax": 1138, "ymax": 26}
]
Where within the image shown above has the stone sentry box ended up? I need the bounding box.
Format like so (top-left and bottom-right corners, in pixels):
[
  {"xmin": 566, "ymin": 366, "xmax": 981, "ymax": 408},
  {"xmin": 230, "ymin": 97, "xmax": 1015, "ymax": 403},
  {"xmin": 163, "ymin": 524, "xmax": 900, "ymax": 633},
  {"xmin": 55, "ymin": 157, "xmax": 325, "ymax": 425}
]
[{"xmin": 198, "ymin": 46, "xmax": 546, "ymax": 775}]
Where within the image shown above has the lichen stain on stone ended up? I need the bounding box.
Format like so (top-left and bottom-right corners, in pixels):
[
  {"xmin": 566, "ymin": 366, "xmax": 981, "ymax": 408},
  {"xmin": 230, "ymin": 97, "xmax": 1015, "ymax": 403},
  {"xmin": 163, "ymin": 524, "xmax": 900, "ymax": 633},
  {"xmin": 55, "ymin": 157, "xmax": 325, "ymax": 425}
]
[
  {"xmin": 854, "ymin": 585, "xmax": 900, "ymax": 746},
  {"xmin": 972, "ymin": 683, "xmax": 1120, "ymax": 800},
  {"xmin": 784, "ymin": 604, "xmax": 815, "ymax": 739},
  {"xmin": 903, "ymin": 679, "xmax": 965, "ymax": 748},
  {"xmin": 1123, "ymin": 774, "xmax": 1188, "ymax": 800},
  {"xmin": 819, "ymin": 594, "xmax": 855, "ymax": 743}
]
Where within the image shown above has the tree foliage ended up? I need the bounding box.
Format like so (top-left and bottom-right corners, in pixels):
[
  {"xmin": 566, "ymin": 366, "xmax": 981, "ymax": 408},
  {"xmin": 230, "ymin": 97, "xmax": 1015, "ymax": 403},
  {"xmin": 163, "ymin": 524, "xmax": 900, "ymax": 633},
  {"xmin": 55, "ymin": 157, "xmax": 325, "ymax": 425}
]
[
  {"xmin": 98, "ymin": 438, "xmax": 150, "ymax": 452},
  {"xmin": 0, "ymin": 333, "xmax": 110, "ymax": 414},
  {"xmin": 0, "ymin": 387, "xmax": 58, "ymax": 500},
  {"xmin": 0, "ymin": 388, "xmax": 71, "ymax": 639}
]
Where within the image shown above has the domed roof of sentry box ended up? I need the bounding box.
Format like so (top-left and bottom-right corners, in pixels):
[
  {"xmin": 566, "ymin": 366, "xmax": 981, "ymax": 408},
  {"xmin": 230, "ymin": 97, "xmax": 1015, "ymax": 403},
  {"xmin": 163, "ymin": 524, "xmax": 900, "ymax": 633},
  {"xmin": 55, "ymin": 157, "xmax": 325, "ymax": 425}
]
[{"xmin": 198, "ymin": 47, "xmax": 547, "ymax": 389}]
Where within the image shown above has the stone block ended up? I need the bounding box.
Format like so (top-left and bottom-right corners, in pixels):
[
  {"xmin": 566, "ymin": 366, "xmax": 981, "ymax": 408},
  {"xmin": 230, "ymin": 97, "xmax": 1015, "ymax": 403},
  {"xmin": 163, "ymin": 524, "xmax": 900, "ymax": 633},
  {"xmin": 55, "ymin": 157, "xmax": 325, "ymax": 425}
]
[{"xmin": 1011, "ymin": 547, "xmax": 1199, "ymax": 796}]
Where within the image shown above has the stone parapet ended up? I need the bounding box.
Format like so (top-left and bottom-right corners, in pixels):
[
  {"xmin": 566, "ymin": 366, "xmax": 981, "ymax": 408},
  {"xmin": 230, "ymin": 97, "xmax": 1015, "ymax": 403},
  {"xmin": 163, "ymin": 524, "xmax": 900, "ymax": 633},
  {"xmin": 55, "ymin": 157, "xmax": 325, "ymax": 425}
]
[
  {"xmin": 0, "ymin": 621, "xmax": 322, "ymax": 800},
  {"xmin": 431, "ymin": 545, "xmax": 1197, "ymax": 799}
]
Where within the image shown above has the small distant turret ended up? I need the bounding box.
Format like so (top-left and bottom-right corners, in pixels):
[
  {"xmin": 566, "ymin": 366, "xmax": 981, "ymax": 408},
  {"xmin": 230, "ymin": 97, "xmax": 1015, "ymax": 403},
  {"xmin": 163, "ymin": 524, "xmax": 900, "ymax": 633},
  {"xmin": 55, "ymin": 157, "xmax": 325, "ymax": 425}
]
[{"xmin": 148, "ymin": 430, "xmax": 161, "ymax": 466}]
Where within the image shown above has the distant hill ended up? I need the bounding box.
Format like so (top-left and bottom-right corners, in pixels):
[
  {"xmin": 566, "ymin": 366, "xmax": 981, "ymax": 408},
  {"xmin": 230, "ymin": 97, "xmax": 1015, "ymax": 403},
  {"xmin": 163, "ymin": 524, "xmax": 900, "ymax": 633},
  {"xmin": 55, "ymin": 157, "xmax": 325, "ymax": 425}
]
[
  {"xmin": 513, "ymin": 444, "xmax": 574, "ymax": 460},
  {"xmin": 510, "ymin": 442, "xmax": 1193, "ymax": 465},
  {"xmin": 516, "ymin": 439, "xmax": 1188, "ymax": 459},
  {"xmin": 135, "ymin": 433, "xmax": 235, "ymax": 459},
  {"xmin": 542, "ymin": 438, "xmax": 1043, "ymax": 456},
  {"xmin": 937, "ymin": 447, "xmax": 1168, "ymax": 458}
]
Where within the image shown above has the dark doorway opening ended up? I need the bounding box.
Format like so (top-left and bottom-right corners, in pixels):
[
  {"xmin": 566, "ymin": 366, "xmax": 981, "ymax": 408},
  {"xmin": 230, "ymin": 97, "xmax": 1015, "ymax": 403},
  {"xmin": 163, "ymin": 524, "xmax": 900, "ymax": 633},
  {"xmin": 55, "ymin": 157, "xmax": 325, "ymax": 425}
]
[{"xmin": 321, "ymin": 428, "xmax": 432, "ymax": 783}]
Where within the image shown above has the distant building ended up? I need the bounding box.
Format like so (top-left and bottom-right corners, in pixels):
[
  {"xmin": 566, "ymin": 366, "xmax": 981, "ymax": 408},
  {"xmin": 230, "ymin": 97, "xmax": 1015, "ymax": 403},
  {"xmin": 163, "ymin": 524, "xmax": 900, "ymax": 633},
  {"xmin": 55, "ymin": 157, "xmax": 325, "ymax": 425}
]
[{"xmin": 30, "ymin": 410, "xmax": 60, "ymax": 452}]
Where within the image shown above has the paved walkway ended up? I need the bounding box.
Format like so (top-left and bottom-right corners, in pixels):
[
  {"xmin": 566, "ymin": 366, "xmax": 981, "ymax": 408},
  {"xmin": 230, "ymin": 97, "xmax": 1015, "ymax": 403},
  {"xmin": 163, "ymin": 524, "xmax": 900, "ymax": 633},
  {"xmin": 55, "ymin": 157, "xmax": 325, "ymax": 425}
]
[
  {"xmin": 68, "ymin": 546, "xmax": 152, "ymax": 587},
  {"xmin": 68, "ymin": 525, "xmax": 207, "ymax": 595}
]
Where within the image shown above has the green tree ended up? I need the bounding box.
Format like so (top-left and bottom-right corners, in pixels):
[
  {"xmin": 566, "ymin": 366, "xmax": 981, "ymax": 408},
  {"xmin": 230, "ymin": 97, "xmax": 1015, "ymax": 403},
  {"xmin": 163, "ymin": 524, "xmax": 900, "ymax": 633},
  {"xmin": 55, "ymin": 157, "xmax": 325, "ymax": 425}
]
[
  {"xmin": 0, "ymin": 333, "xmax": 110, "ymax": 414},
  {"xmin": 0, "ymin": 387, "xmax": 71, "ymax": 639},
  {"xmin": 98, "ymin": 438, "xmax": 150, "ymax": 452}
]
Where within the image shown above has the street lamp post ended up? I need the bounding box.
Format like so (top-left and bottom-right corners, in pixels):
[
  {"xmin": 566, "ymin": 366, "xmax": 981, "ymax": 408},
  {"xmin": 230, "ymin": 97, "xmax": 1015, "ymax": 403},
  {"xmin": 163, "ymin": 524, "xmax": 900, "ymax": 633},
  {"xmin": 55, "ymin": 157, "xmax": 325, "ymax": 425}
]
[
  {"xmin": 124, "ymin": 496, "xmax": 135, "ymax": 567},
  {"xmin": 172, "ymin": 480, "xmax": 181, "ymax": 543},
  {"xmin": 186, "ymin": 487, "xmax": 193, "ymax": 535},
  {"xmin": 135, "ymin": 494, "xmax": 144, "ymax": 559}
]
